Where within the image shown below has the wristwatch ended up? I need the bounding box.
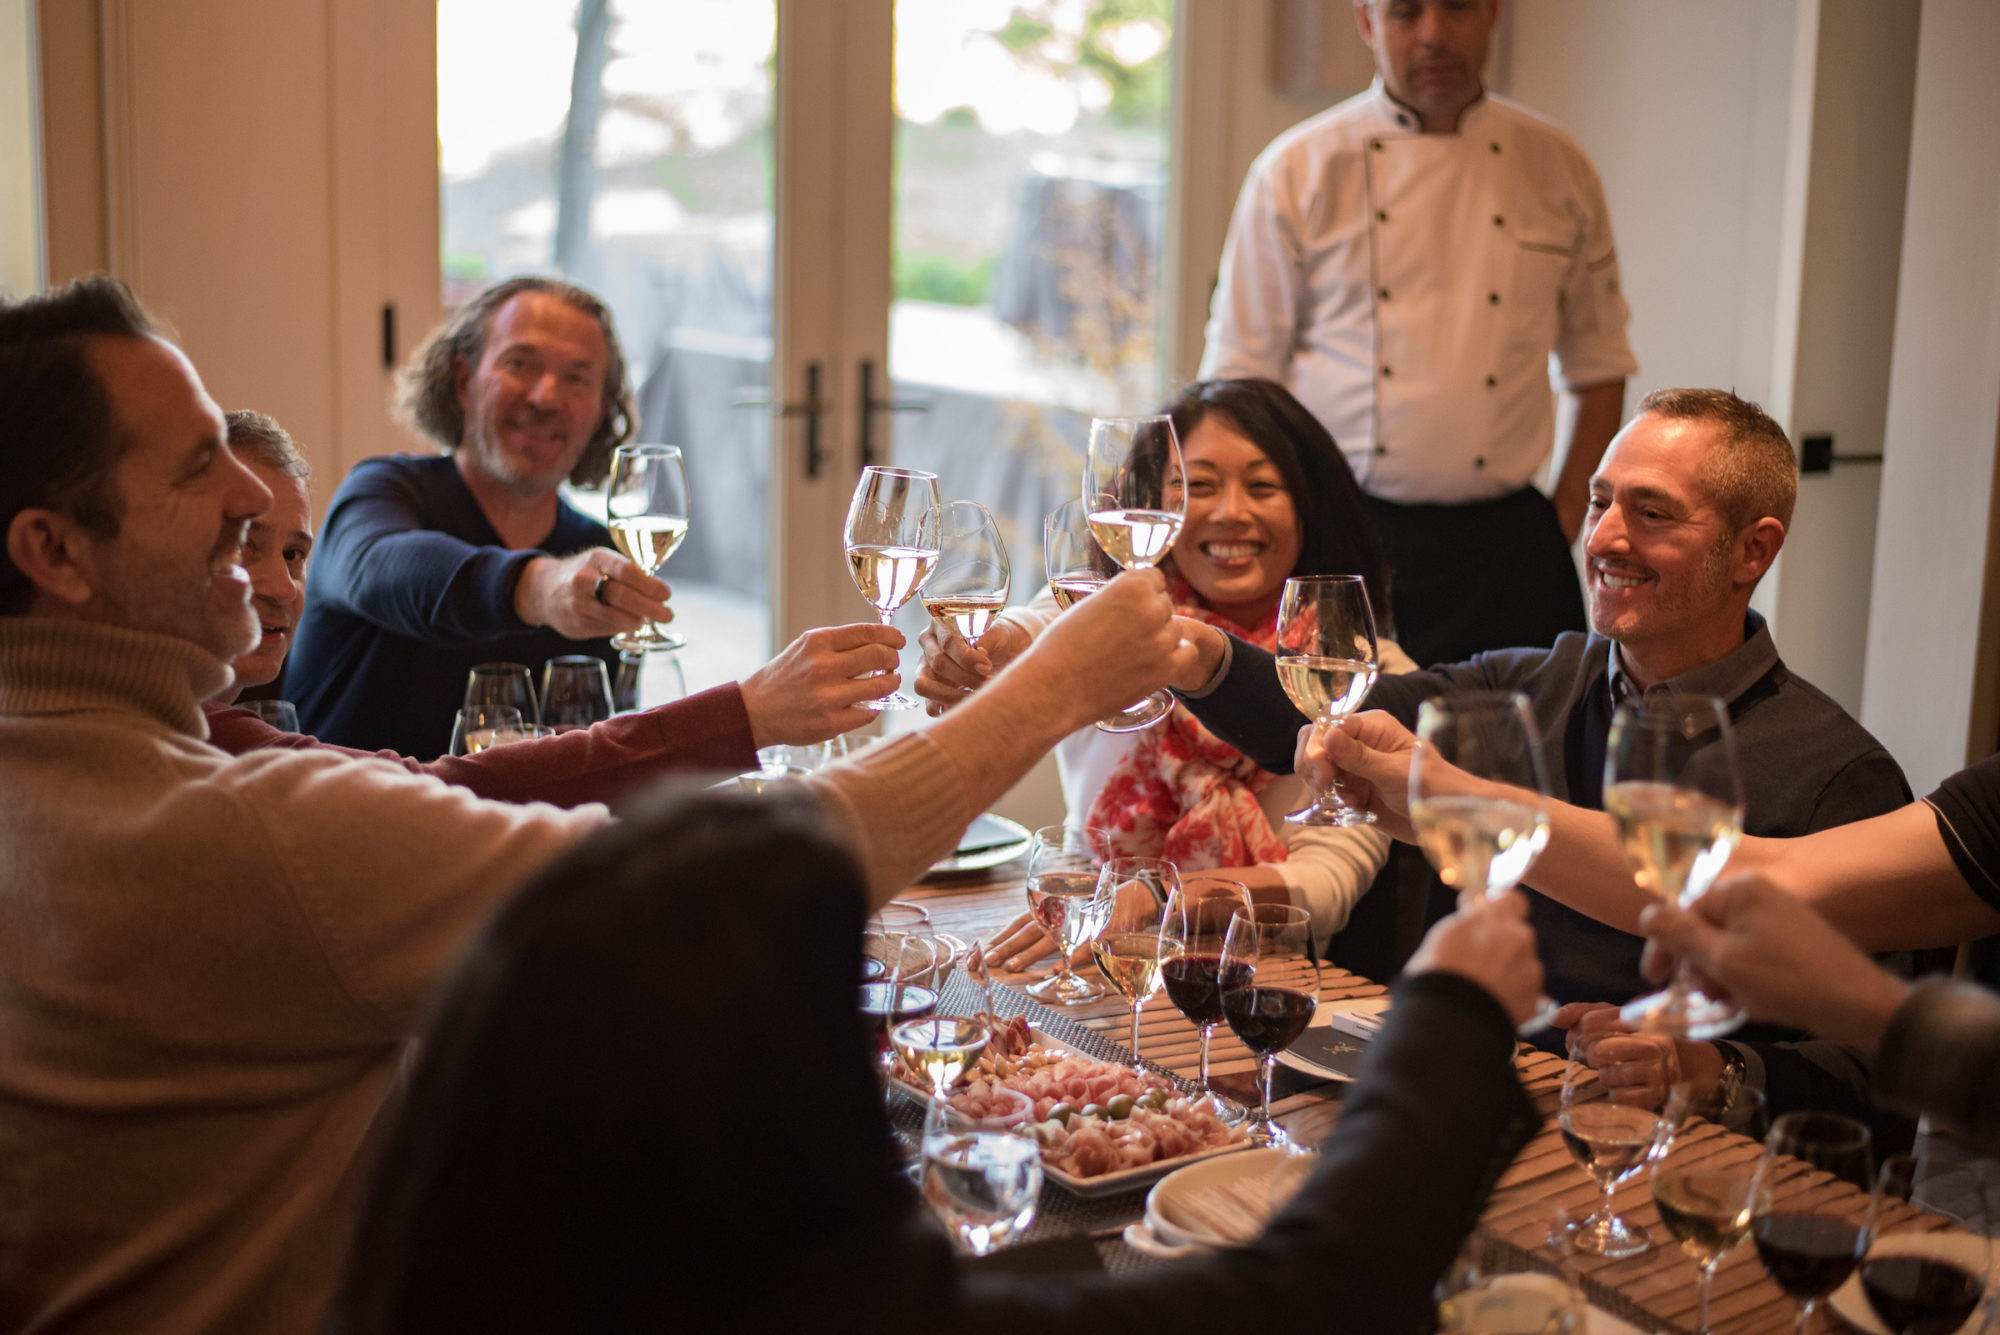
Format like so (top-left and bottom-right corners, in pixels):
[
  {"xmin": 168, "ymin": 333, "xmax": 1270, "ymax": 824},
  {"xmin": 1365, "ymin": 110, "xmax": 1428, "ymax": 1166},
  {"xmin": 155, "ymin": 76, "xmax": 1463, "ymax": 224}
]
[{"xmin": 1711, "ymin": 1042, "xmax": 1748, "ymax": 1115}]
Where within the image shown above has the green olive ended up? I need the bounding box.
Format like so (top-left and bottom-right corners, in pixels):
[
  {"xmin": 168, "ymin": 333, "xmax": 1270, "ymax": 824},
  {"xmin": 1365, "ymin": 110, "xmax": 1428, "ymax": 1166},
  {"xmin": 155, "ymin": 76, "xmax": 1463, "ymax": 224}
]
[
  {"xmin": 1106, "ymin": 1093, "xmax": 1135, "ymax": 1120},
  {"xmin": 1078, "ymin": 1102, "xmax": 1104, "ymax": 1120},
  {"xmin": 1047, "ymin": 1102, "xmax": 1076, "ymax": 1126},
  {"xmin": 1138, "ymin": 1089, "xmax": 1170, "ymax": 1111}
]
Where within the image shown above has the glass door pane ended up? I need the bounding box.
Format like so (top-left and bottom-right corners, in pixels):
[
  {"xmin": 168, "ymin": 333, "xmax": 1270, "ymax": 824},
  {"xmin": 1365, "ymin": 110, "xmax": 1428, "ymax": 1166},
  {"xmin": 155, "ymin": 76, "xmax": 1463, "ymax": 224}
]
[
  {"xmin": 438, "ymin": 0, "xmax": 777, "ymax": 700},
  {"xmin": 888, "ymin": 0, "xmax": 1175, "ymax": 601}
]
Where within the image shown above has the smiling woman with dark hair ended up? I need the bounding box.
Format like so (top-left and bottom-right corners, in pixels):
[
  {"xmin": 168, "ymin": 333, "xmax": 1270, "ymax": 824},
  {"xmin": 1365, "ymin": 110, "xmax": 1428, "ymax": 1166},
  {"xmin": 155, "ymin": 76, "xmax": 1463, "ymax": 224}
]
[{"xmin": 323, "ymin": 784, "xmax": 1541, "ymax": 1335}]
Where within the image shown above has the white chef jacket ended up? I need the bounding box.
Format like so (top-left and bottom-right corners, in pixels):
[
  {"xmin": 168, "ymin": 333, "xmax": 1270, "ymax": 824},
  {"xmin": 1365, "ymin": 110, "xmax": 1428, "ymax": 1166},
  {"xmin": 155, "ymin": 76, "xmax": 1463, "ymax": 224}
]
[{"xmin": 1200, "ymin": 80, "xmax": 1637, "ymax": 506}]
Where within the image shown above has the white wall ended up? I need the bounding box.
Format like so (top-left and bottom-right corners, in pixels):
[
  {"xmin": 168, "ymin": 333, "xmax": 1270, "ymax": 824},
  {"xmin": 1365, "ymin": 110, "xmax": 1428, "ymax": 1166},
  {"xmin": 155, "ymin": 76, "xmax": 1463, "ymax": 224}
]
[
  {"xmin": 1861, "ymin": 0, "xmax": 2000, "ymax": 791},
  {"xmin": 0, "ymin": 0, "xmax": 38, "ymax": 295}
]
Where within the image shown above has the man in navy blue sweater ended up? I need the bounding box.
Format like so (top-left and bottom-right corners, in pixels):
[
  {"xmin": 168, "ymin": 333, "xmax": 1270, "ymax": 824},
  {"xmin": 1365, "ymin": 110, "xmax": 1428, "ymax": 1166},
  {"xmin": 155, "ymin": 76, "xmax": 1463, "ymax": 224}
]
[{"xmin": 287, "ymin": 278, "xmax": 899, "ymax": 760}]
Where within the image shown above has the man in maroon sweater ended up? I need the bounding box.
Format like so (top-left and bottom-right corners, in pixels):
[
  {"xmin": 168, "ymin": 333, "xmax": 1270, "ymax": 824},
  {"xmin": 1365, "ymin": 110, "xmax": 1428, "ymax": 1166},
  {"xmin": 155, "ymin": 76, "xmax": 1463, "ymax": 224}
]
[{"xmin": 208, "ymin": 411, "xmax": 903, "ymax": 808}]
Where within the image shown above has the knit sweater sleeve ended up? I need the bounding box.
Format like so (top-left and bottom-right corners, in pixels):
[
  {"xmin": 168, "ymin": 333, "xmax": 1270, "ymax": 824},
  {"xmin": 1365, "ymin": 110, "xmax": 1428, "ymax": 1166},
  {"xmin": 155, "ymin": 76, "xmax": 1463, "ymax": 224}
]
[{"xmin": 801, "ymin": 731, "xmax": 976, "ymax": 905}]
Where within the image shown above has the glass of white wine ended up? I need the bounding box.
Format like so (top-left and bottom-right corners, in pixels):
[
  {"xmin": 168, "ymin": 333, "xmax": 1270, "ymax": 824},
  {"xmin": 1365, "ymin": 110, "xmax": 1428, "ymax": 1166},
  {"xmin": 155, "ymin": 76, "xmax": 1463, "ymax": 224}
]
[
  {"xmin": 844, "ymin": 466, "xmax": 941, "ymax": 712},
  {"xmin": 1651, "ymin": 1085, "xmax": 1770, "ymax": 1335},
  {"xmin": 921, "ymin": 1094, "xmax": 1042, "ymax": 1256},
  {"xmin": 1604, "ymin": 693, "xmax": 1746, "ymax": 1039},
  {"xmin": 1274, "ymin": 575, "xmax": 1380, "ymax": 825},
  {"xmin": 1082, "ymin": 414, "xmax": 1185, "ymax": 732},
  {"xmin": 1557, "ymin": 1050, "xmax": 1662, "ymax": 1259},
  {"xmin": 605, "ymin": 444, "xmax": 691, "ymax": 652},
  {"xmin": 920, "ymin": 500, "xmax": 1010, "ymax": 648},
  {"xmin": 1410, "ymin": 690, "xmax": 1559, "ymax": 1031},
  {"xmin": 1090, "ymin": 856, "xmax": 1177, "ymax": 1061},
  {"xmin": 1043, "ymin": 498, "xmax": 1113, "ymax": 611},
  {"xmin": 891, "ymin": 1015, "xmax": 994, "ymax": 1099}
]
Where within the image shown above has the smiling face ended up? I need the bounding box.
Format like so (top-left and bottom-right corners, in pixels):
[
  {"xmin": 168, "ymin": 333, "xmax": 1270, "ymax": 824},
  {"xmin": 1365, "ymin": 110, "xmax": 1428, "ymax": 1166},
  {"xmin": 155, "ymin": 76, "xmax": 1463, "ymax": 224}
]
[
  {"xmin": 452, "ymin": 291, "xmax": 611, "ymax": 497},
  {"xmin": 1583, "ymin": 412, "xmax": 1763, "ymax": 682},
  {"xmin": 75, "ymin": 336, "xmax": 271, "ymax": 663},
  {"xmin": 1170, "ymin": 414, "xmax": 1303, "ymax": 628},
  {"xmin": 229, "ymin": 461, "xmax": 314, "ymax": 691},
  {"xmin": 1354, "ymin": 0, "xmax": 1499, "ymax": 133}
]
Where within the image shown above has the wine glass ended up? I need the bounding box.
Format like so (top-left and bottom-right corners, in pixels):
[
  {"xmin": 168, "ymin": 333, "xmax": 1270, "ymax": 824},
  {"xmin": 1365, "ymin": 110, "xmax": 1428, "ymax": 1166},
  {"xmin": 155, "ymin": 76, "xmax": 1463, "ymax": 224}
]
[
  {"xmin": 1650, "ymin": 1083, "xmax": 1770, "ymax": 1335},
  {"xmin": 1556, "ymin": 1050, "xmax": 1662, "ymax": 1259},
  {"xmin": 1158, "ymin": 877, "xmax": 1254, "ymax": 1113},
  {"xmin": 1605, "ymin": 693, "xmax": 1746, "ymax": 1039},
  {"xmin": 921, "ymin": 500, "xmax": 1011, "ymax": 648},
  {"xmin": 891, "ymin": 1015, "xmax": 994, "ymax": 1099},
  {"xmin": 1274, "ymin": 575, "xmax": 1380, "ymax": 825},
  {"xmin": 1752, "ymin": 1112, "xmax": 1872, "ymax": 1335},
  {"xmin": 1081, "ymin": 413, "xmax": 1185, "ymax": 732},
  {"xmin": 921, "ymin": 1093, "xmax": 1042, "ymax": 1256},
  {"xmin": 1410, "ymin": 690, "xmax": 1559, "ymax": 1030},
  {"xmin": 247, "ymin": 699, "xmax": 300, "ymax": 732},
  {"xmin": 540, "ymin": 655, "xmax": 614, "ymax": 731},
  {"xmin": 465, "ymin": 662, "xmax": 539, "ymax": 727},
  {"xmin": 1043, "ymin": 498, "xmax": 1115, "ymax": 611},
  {"xmin": 1089, "ymin": 856, "xmax": 1177, "ymax": 1060},
  {"xmin": 844, "ymin": 466, "xmax": 940, "ymax": 711},
  {"xmin": 605, "ymin": 444, "xmax": 691, "ymax": 652},
  {"xmin": 1436, "ymin": 1243, "xmax": 1586, "ymax": 1335},
  {"xmin": 449, "ymin": 704, "xmax": 524, "ymax": 756},
  {"xmin": 862, "ymin": 902, "xmax": 938, "ymax": 1088},
  {"xmin": 1220, "ymin": 903, "xmax": 1319, "ymax": 1148},
  {"xmin": 1863, "ymin": 1153, "xmax": 1992, "ymax": 1335},
  {"xmin": 1021, "ymin": 824, "xmax": 1111, "ymax": 1005}
]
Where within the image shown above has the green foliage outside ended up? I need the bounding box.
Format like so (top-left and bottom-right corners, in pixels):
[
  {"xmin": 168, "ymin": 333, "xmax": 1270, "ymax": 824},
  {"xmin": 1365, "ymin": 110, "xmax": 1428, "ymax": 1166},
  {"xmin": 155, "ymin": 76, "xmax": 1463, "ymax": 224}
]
[
  {"xmin": 895, "ymin": 251, "xmax": 996, "ymax": 307},
  {"xmin": 991, "ymin": 0, "xmax": 1173, "ymax": 129}
]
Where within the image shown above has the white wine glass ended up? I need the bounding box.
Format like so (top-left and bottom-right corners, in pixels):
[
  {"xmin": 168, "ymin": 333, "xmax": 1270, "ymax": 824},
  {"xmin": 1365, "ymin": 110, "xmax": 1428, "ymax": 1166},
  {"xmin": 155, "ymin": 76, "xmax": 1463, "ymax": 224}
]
[
  {"xmin": 1752, "ymin": 1112, "xmax": 1872, "ymax": 1335},
  {"xmin": 1274, "ymin": 575, "xmax": 1379, "ymax": 825},
  {"xmin": 921, "ymin": 500, "xmax": 1010, "ymax": 648},
  {"xmin": 1436, "ymin": 1244, "xmax": 1586, "ymax": 1335},
  {"xmin": 1220, "ymin": 904, "xmax": 1318, "ymax": 1148},
  {"xmin": 1081, "ymin": 414, "xmax": 1185, "ymax": 732},
  {"xmin": 1410, "ymin": 690, "xmax": 1559, "ymax": 1030},
  {"xmin": 1650, "ymin": 1084, "xmax": 1770, "ymax": 1335},
  {"xmin": 605, "ymin": 444, "xmax": 691, "ymax": 652},
  {"xmin": 1090, "ymin": 856, "xmax": 1176, "ymax": 1061},
  {"xmin": 1557, "ymin": 1050, "xmax": 1662, "ymax": 1260},
  {"xmin": 1605, "ymin": 693, "xmax": 1746, "ymax": 1039},
  {"xmin": 1043, "ymin": 498, "xmax": 1114, "ymax": 611},
  {"xmin": 1158, "ymin": 877, "xmax": 1254, "ymax": 1114},
  {"xmin": 539, "ymin": 654, "xmax": 614, "ymax": 731},
  {"xmin": 921, "ymin": 1093, "xmax": 1042, "ymax": 1256},
  {"xmin": 1021, "ymin": 824, "xmax": 1110, "ymax": 1005},
  {"xmin": 891, "ymin": 1015, "xmax": 995, "ymax": 1100},
  {"xmin": 845, "ymin": 466, "xmax": 940, "ymax": 711},
  {"xmin": 449, "ymin": 704, "xmax": 525, "ymax": 756}
]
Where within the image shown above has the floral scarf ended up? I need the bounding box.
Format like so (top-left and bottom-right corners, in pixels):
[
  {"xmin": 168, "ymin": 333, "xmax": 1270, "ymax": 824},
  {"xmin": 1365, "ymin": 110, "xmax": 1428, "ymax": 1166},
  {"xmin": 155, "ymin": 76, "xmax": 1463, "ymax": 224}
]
[{"xmin": 1083, "ymin": 571, "xmax": 1290, "ymax": 872}]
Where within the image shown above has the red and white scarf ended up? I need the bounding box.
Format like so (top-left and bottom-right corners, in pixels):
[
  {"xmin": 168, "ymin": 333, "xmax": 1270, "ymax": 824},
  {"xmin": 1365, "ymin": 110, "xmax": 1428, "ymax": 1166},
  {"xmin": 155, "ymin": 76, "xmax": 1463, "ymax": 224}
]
[{"xmin": 1083, "ymin": 572, "xmax": 1290, "ymax": 872}]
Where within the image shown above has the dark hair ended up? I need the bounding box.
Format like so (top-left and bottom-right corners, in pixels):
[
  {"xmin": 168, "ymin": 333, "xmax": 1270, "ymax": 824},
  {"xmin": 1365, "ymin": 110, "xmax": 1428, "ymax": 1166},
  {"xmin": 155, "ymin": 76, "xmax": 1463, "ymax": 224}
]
[
  {"xmin": 395, "ymin": 276, "xmax": 637, "ymax": 489},
  {"xmin": 325, "ymin": 786, "xmax": 909, "ymax": 1333},
  {"xmin": 1162, "ymin": 378, "xmax": 1394, "ymax": 630},
  {"xmin": 1634, "ymin": 387, "xmax": 1797, "ymax": 532},
  {"xmin": 224, "ymin": 409, "xmax": 311, "ymax": 482},
  {"xmin": 0, "ymin": 276, "xmax": 160, "ymax": 615}
]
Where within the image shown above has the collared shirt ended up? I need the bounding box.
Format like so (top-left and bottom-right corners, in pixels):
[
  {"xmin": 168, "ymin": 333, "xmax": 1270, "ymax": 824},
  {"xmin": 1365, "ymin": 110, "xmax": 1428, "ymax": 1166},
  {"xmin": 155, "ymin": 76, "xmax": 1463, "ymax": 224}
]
[
  {"xmin": 1200, "ymin": 79, "xmax": 1637, "ymax": 505},
  {"xmin": 1604, "ymin": 611, "xmax": 1782, "ymax": 711}
]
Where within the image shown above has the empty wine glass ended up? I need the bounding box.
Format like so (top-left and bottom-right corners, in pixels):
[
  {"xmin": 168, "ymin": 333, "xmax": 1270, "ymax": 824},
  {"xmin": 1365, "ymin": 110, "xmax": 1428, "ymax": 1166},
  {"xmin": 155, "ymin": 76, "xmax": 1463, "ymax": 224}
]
[
  {"xmin": 449, "ymin": 704, "xmax": 524, "ymax": 756},
  {"xmin": 1158, "ymin": 877, "xmax": 1254, "ymax": 1113},
  {"xmin": 1863, "ymin": 1153, "xmax": 1993, "ymax": 1335},
  {"xmin": 921, "ymin": 500, "xmax": 1010, "ymax": 648},
  {"xmin": 1650, "ymin": 1083, "xmax": 1769, "ymax": 1335},
  {"xmin": 1090, "ymin": 856, "xmax": 1176, "ymax": 1061},
  {"xmin": 1220, "ymin": 904, "xmax": 1319, "ymax": 1148},
  {"xmin": 1557, "ymin": 1049, "xmax": 1662, "ymax": 1259},
  {"xmin": 1753, "ymin": 1112, "xmax": 1872, "ymax": 1335},
  {"xmin": 465, "ymin": 662, "xmax": 539, "ymax": 727},
  {"xmin": 921, "ymin": 1094, "xmax": 1042, "ymax": 1256},
  {"xmin": 1606, "ymin": 693, "xmax": 1746, "ymax": 1039},
  {"xmin": 540, "ymin": 655, "xmax": 614, "ymax": 731},
  {"xmin": 247, "ymin": 699, "xmax": 300, "ymax": 732},
  {"xmin": 1081, "ymin": 414, "xmax": 1185, "ymax": 732},
  {"xmin": 844, "ymin": 466, "xmax": 940, "ymax": 711},
  {"xmin": 1274, "ymin": 575, "xmax": 1379, "ymax": 825},
  {"xmin": 1410, "ymin": 690, "xmax": 1559, "ymax": 1030},
  {"xmin": 1021, "ymin": 824, "xmax": 1111, "ymax": 1005},
  {"xmin": 605, "ymin": 444, "xmax": 691, "ymax": 652}
]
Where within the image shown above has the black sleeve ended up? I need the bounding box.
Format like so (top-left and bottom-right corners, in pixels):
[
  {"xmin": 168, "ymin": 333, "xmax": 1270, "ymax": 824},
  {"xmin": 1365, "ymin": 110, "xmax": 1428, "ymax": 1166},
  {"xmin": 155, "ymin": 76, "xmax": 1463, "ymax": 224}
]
[
  {"xmin": 1173, "ymin": 635, "xmax": 1310, "ymax": 772},
  {"xmin": 934, "ymin": 972, "xmax": 1541, "ymax": 1335},
  {"xmin": 1876, "ymin": 978, "xmax": 2000, "ymax": 1155},
  {"xmin": 1925, "ymin": 753, "xmax": 2000, "ymax": 912}
]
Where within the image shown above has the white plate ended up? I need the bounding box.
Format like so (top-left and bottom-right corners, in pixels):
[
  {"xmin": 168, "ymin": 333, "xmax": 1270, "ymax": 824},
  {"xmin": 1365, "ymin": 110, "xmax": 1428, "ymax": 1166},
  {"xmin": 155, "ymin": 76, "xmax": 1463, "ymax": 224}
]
[
  {"xmin": 924, "ymin": 813, "xmax": 1032, "ymax": 878},
  {"xmin": 1145, "ymin": 1146, "xmax": 1297, "ymax": 1247},
  {"xmin": 1829, "ymin": 1232, "xmax": 1995, "ymax": 1335}
]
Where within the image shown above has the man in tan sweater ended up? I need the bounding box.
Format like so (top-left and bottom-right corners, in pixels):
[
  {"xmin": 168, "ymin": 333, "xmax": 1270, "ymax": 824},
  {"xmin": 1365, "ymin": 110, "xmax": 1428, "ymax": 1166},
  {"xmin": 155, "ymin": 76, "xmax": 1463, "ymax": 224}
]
[{"xmin": 0, "ymin": 278, "xmax": 1197, "ymax": 1334}]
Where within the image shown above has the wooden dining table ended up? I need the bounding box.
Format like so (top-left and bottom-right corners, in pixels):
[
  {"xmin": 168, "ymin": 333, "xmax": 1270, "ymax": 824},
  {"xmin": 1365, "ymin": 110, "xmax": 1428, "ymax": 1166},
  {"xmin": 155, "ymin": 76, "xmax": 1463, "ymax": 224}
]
[{"xmin": 898, "ymin": 862, "xmax": 1956, "ymax": 1335}]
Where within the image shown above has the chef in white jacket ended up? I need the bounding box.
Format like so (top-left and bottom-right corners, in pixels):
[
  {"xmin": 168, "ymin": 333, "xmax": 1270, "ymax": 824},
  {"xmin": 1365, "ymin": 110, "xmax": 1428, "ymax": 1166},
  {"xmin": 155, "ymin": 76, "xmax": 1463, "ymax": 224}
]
[{"xmin": 1201, "ymin": 0, "xmax": 1637, "ymax": 670}]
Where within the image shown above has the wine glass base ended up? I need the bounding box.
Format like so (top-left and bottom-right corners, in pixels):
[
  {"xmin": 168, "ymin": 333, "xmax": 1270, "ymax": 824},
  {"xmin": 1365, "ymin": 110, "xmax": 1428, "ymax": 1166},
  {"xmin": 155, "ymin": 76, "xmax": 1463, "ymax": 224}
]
[
  {"xmin": 860, "ymin": 691, "xmax": 926, "ymax": 712},
  {"xmin": 1565, "ymin": 1209, "xmax": 1653, "ymax": 1260},
  {"xmin": 1240, "ymin": 1117, "xmax": 1290, "ymax": 1149},
  {"xmin": 1095, "ymin": 691, "xmax": 1176, "ymax": 734},
  {"xmin": 611, "ymin": 628, "xmax": 687, "ymax": 652},
  {"xmin": 1620, "ymin": 987, "xmax": 1745, "ymax": 1041},
  {"xmin": 1284, "ymin": 803, "xmax": 1376, "ymax": 827},
  {"xmin": 1195, "ymin": 1091, "xmax": 1250, "ymax": 1125},
  {"xmin": 1023, "ymin": 971, "xmax": 1104, "ymax": 1004}
]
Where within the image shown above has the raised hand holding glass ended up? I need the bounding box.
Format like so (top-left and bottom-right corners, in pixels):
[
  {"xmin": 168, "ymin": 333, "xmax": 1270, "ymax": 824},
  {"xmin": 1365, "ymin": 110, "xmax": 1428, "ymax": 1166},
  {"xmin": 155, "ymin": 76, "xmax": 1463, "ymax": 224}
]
[
  {"xmin": 921, "ymin": 500, "xmax": 1010, "ymax": 647},
  {"xmin": 1081, "ymin": 414, "xmax": 1184, "ymax": 732},
  {"xmin": 844, "ymin": 466, "xmax": 940, "ymax": 712},
  {"xmin": 605, "ymin": 444, "xmax": 691, "ymax": 652},
  {"xmin": 1275, "ymin": 575, "xmax": 1379, "ymax": 825}
]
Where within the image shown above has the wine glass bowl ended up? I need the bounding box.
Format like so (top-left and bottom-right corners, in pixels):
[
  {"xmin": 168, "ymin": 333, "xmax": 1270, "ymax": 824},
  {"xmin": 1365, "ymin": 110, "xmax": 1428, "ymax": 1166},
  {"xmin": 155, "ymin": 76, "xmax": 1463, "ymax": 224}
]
[
  {"xmin": 1158, "ymin": 878, "xmax": 1254, "ymax": 1113},
  {"xmin": 1649, "ymin": 1084, "xmax": 1769, "ymax": 1335},
  {"xmin": 891, "ymin": 1015, "xmax": 994, "ymax": 1099},
  {"xmin": 449, "ymin": 704, "xmax": 525, "ymax": 756},
  {"xmin": 921, "ymin": 1095, "xmax": 1043, "ymax": 1256},
  {"xmin": 1606, "ymin": 693, "xmax": 1747, "ymax": 1039},
  {"xmin": 605, "ymin": 444, "xmax": 691, "ymax": 652},
  {"xmin": 540, "ymin": 654, "xmax": 615, "ymax": 731},
  {"xmin": 1860, "ymin": 1154, "xmax": 1993, "ymax": 1335},
  {"xmin": 1081, "ymin": 414, "xmax": 1185, "ymax": 733},
  {"xmin": 845, "ymin": 466, "xmax": 941, "ymax": 711},
  {"xmin": 1042, "ymin": 498, "xmax": 1115, "ymax": 613},
  {"xmin": 1274, "ymin": 575, "xmax": 1380, "ymax": 825},
  {"xmin": 921, "ymin": 500, "xmax": 1011, "ymax": 647},
  {"xmin": 1219, "ymin": 904, "xmax": 1318, "ymax": 1148},
  {"xmin": 1020, "ymin": 825, "xmax": 1110, "ymax": 1005},
  {"xmin": 1089, "ymin": 856, "xmax": 1177, "ymax": 1061},
  {"xmin": 464, "ymin": 662, "xmax": 539, "ymax": 727}
]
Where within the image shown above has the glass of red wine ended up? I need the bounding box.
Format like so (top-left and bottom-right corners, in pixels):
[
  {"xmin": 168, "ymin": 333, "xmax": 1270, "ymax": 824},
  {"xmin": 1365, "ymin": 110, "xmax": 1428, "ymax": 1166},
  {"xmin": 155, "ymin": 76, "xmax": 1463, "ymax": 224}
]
[
  {"xmin": 1752, "ymin": 1112, "xmax": 1872, "ymax": 1335},
  {"xmin": 1158, "ymin": 877, "xmax": 1252, "ymax": 1119},
  {"xmin": 1219, "ymin": 904, "xmax": 1318, "ymax": 1149},
  {"xmin": 1862, "ymin": 1154, "xmax": 1992, "ymax": 1335}
]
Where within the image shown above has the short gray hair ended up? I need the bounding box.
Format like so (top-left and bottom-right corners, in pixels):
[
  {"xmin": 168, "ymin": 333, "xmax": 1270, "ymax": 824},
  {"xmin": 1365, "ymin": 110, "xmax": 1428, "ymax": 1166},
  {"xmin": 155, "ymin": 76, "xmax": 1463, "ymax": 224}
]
[
  {"xmin": 224, "ymin": 409, "xmax": 310, "ymax": 482},
  {"xmin": 1635, "ymin": 387, "xmax": 1797, "ymax": 532}
]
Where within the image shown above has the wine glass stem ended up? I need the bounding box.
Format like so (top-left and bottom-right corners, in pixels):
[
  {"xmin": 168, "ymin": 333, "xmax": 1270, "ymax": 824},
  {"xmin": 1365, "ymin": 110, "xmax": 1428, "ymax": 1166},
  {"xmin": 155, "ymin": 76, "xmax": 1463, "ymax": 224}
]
[
  {"xmin": 1697, "ymin": 1261, "xmax": 1716, "ymax": 1335},
  {"xmin": 1795, "ymin": 1298, "xmax": 1813, "ymax": 1335},
  {"xmin": 1197, "ymin": 1023, "xmax": 1213, "ymax": 1090},
  {"xmin": 1260, "ymin": 1054, "xmax": 1276, "ymax": 1124},
  {"xmin": 1130, "ymin": 1002, "xmax": 1142, "ymax": 1058}
]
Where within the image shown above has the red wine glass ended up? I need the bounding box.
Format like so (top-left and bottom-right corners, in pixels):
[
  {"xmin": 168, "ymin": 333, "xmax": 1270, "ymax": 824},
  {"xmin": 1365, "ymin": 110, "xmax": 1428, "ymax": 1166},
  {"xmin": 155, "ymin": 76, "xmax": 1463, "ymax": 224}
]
[{"xmin": 1219, "ymin": 903, "xmax": 1318, "ymax": 1149}]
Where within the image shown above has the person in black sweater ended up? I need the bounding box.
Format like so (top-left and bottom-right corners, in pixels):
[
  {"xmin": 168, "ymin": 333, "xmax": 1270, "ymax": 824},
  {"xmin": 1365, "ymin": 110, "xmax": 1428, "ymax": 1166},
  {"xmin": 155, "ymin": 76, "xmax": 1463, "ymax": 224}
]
[{"xmin": 323, "ymin": 786, "xmax": 1545, "ymax": 1335}]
